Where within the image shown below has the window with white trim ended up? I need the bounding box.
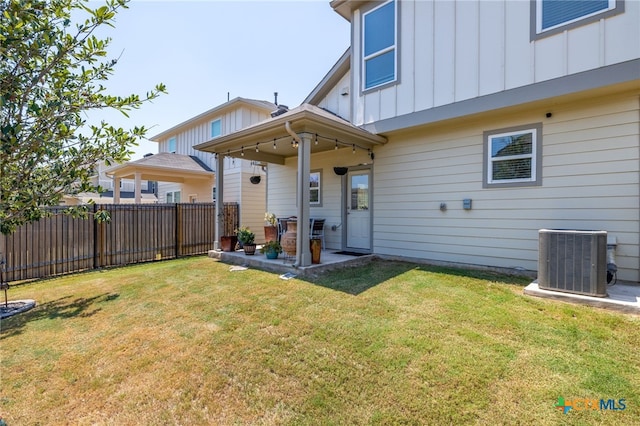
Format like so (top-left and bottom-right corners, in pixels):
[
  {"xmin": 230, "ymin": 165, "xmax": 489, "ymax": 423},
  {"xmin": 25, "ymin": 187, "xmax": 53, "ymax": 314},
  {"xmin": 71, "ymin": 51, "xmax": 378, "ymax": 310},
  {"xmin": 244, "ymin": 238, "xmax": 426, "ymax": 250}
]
[
  {"xmin": 310, "ymin": 170, "xmax": 322, "ymax": 206},
  {"xmin": 483, "ymin": 124, "xmax": 542, "ymax": 188},
  {"xmin": 535, "ymin": 0, "xmax": 622, "ymax": 37},
  {"xmin": 211, "ymin": 119, "xmax": 221, "ymax": 138},
  {"xmin": 362, "ymin": 0, "xmax": 397, "ymax": 91},
  {"xmin": 166, "ymin": 190, "xmax": 181, "ymax": 203},
  {"xmin": 168, "ymin": 137, "xmax": 176, "ymax": 153}
]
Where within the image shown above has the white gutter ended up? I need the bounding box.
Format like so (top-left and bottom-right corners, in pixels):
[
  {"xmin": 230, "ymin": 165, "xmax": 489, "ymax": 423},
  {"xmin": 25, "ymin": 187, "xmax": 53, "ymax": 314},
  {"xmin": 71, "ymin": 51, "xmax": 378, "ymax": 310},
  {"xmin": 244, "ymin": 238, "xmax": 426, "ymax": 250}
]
[{"xmin": 285, "ymin": 121, "xmax": 301, "ymax": 144}]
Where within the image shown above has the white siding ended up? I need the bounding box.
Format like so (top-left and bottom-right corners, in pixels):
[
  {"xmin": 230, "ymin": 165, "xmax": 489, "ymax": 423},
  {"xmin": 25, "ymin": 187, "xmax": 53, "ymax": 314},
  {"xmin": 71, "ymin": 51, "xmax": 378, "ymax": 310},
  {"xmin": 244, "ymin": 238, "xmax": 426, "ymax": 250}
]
[
  {"xmin": 353, "ymin": 0, "xmax": 640, "ymax": 125},
  {"xmin": 373, "ymin": 93, "xmax": 640, "ymax": 282},
  {"xmin": 315, "ymin": 72, "xmax": 352, "ymax": 121}
]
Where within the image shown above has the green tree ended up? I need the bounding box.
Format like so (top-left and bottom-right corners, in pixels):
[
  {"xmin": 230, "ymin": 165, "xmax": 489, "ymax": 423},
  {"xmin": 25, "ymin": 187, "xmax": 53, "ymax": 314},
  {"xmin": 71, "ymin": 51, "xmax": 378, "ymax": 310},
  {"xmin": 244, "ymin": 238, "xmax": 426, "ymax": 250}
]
[{"xmin": 0, "ymin": 0, "xmax": 166, "ymax": 234}]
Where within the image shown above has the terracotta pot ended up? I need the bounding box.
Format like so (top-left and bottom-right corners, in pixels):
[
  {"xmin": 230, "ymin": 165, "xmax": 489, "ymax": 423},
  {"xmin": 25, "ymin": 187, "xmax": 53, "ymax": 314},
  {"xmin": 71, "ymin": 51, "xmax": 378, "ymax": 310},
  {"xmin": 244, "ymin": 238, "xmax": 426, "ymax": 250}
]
[
  {"xmin": 220, "ymin": 236, "xmax": 238, "ymax": 252},
  {"xmin": 281, "ymin": 220, "xmax": 297, "ymax": 257},
  {"xmin": 310, "ymin": 238, "xmax": 321, "ymax": 264},
  {"xmin": 264, "ymin": 226, "xmax": 278, "ymax": 243}
]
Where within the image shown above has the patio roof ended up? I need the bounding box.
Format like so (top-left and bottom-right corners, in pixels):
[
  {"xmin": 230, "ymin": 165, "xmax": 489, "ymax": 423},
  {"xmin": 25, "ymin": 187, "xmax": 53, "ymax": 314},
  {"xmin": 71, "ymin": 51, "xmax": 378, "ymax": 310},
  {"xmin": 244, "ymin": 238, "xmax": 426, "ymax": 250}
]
[
  {"xmin": 193, "ymin": 103, "xmax": 387, "ymax": 165},
  {"xmin": 105, "ymin": 152, "xmax": 214, "ymax": 183}
]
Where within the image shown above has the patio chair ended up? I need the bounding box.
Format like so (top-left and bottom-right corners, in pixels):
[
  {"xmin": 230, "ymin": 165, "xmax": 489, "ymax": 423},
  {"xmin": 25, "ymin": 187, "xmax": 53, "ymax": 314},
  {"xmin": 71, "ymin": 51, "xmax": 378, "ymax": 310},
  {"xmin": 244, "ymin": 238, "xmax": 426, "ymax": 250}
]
[{"xmin": 310, "ymin": 218, "xmax": 325, "ymax": 250}]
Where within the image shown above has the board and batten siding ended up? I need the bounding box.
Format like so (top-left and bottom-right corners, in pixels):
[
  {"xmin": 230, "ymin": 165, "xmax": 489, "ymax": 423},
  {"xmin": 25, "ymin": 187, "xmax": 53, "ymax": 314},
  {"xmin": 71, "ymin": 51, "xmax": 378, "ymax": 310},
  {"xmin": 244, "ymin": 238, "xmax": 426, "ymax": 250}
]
[
  {"xmin": 314, "ymin": 72, "xmax": 352, "ymax": 122},
  {"xmin": 351, "ymin": 0, "xmax": 640, "ymax": 126},
  {"xmin": 373, "ymin": 93, "xmax": 640, "ymax": 282},
  {"xmin": 158, "ymin": 106, "xmax": 271, "ymax": 168}
]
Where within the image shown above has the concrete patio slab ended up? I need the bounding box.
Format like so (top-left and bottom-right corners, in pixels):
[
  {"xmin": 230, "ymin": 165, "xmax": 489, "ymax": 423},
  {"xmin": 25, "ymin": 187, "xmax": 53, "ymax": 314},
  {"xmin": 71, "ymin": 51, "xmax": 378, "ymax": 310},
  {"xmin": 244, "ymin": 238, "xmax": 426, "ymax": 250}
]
[
  {"xmin": 208, "ymin": 248, "xmax": 375, "ymax": 278},
  {"xmin": 524, "ymin": 281, "xmax": 640, "ymax": 314}
]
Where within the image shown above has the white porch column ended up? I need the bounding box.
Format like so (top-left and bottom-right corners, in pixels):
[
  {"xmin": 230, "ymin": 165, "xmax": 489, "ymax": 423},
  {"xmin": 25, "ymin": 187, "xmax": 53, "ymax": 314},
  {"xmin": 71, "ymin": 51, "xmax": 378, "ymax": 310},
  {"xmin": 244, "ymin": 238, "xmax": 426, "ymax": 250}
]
[
  {"xmin": 113, "ymin": 177, "xmax": 121, "ymax": 204},
  {"xmin": 296, "ymin": 133, "xmax": 312, "ymax": 266},
  {"xmin": 134, "ymin": 172, "xmax": 142, "ymax": 204},
  {"xmin": 214, "ymin": 155, "xmax": 224, "ymax": 250}
]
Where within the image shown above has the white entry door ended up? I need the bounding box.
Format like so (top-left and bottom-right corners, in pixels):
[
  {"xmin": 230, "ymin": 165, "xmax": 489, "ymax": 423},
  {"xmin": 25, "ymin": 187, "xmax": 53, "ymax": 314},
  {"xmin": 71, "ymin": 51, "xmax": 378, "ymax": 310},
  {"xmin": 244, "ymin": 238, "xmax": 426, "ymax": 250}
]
[{"xmin": 346, "ymin": 169, "xmax": 371, "ymax": 250}]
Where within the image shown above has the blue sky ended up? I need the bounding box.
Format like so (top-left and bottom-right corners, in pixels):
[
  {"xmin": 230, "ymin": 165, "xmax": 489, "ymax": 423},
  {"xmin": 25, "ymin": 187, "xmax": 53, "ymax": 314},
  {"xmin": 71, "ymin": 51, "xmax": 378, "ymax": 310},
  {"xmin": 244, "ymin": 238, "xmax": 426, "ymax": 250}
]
[{"xmin": 94, "ymin": 0, "xmax": 350, "ymax": 159}]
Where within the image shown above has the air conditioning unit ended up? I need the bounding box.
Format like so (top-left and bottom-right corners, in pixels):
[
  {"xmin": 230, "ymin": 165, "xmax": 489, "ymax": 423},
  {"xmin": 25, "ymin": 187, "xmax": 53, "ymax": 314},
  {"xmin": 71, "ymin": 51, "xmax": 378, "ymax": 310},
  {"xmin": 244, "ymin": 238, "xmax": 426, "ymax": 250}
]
[{"xmin": 538, "ymin": 229, "xmax": 608, "ymax": 297}]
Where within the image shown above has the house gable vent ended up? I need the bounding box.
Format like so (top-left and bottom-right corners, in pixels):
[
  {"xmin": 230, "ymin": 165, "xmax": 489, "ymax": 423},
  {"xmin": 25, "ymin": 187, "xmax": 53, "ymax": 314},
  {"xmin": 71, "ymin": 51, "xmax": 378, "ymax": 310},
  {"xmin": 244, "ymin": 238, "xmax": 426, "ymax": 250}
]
[{"xmin": 538, "ymin": 229, "xmax": 608, "ymax": 297}]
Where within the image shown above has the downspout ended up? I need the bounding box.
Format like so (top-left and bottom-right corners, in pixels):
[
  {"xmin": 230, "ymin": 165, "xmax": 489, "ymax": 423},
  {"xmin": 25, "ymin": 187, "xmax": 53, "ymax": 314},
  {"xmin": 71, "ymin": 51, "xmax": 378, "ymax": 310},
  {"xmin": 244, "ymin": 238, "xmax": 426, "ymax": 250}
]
[{"xmin": 285, "ymin": 121, "xmax": 301, "ymax": 144}]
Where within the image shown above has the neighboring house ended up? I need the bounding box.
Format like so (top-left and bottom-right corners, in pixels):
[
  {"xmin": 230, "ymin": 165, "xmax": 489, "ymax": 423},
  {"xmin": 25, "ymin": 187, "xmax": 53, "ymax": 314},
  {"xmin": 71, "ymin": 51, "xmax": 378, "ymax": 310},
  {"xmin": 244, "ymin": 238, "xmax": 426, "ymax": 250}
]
[
  {"xmin": 195, "ymin": 0, "xmax": 640, "ymax": 284},
  {"xmin": 125, "ymin": 97, "xmax": 277, "ymax": 241},
  {"xmin": 62, "ymin": 160, "xmax": 158, "ymax": 205}
]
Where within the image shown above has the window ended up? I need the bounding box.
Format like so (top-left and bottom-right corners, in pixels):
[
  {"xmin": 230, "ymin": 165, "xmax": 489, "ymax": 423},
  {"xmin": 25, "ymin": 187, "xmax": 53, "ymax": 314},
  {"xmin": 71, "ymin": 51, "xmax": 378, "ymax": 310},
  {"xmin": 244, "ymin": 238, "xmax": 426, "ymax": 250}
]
[
  {"xmin": 168, "ymin": 137, "xmax": 176, "ymax": 153},
  {"xmin": 166, "ymin": 190, "xmax": 181, "ymax": 203},
  {"xmin": 363, "ymin": 0, "xmax": 397, "ymax": 90},
  {"xmin": 310, "ymin": 170, "xmax": 322, "ymax": 206},
  {"xmin": 534, "ymin": 0, "xmax": 623, "ymax": 38},
  {"xmin": 483, "ymin": 123, "xmax": 542, "ymax": 188},
  {"xmin": 211, "ymin": 119, "xmax": 221, "ymax": 138}
]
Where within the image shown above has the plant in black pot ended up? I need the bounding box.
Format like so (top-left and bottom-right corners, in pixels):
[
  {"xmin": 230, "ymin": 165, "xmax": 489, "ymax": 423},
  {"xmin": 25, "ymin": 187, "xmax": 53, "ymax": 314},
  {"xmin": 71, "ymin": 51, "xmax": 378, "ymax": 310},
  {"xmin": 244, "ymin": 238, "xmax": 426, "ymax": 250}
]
[
  {"xmin": 237, "ymin": 227, "xmax": 256, "ymax": 255},
  {"xmin": 260, "ymin": 240, "xmax": 282, "ymax": 259}
]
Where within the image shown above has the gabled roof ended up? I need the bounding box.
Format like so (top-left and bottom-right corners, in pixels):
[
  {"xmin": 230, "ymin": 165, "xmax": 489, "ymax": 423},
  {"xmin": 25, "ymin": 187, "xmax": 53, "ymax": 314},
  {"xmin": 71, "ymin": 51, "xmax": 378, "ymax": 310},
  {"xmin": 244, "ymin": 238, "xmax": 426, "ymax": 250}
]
[
  {"xmin": 304, "ymin": 48, "xmax": 350, "ymax": 105},
  {"xmin": 105, "ymin": 152, "xmax": 214, "ymax": 183},
  {"xmin": 149, "ymin": 97, "xmax": 277, "ymax": 142},
  {"xmin": 194, "ymin": 103, "xmax": 386, "ymax": 165}
]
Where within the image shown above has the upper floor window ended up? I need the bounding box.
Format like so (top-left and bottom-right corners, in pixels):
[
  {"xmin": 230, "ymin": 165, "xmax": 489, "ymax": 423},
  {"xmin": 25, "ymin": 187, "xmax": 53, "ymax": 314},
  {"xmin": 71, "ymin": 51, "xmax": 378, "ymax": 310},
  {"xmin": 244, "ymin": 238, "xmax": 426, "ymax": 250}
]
[
  {"xmin": 211, "ymin": 119, "xmax": 221, "ymax": 138},
  {"xmin": 534, "ymin": 0, "xmax": 623, "ymax": 38},
  {"xmin": 168, "ymin": 137, "xmax": 176, "ymax": 153},
  {"xmin": 483, "ymin": 123, "xmax": 542, "ymax": 188},
  {"xmin": 363, "ymin": 0, "xmax": 397, "ymax": 91}
]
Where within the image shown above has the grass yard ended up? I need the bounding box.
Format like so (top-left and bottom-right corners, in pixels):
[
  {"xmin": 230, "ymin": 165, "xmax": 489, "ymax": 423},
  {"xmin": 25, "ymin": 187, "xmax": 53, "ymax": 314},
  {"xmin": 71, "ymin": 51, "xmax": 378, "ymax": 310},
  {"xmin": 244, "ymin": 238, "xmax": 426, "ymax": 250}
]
[{"xmin": 1, "ymin": 256, "xmax": 639, "ymax": 425}]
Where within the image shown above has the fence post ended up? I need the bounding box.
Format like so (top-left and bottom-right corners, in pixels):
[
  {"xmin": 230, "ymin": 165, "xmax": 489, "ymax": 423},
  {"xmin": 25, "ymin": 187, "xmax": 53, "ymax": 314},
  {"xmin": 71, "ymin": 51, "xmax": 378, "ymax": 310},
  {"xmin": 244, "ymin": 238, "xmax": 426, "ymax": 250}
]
[
  {"xmin": 93, "ymin": 203, "xmax": 98, "ymax": 269},
  {"xmin": 175, "ymin": 203, "xmax": 183, "ymax": 258}
]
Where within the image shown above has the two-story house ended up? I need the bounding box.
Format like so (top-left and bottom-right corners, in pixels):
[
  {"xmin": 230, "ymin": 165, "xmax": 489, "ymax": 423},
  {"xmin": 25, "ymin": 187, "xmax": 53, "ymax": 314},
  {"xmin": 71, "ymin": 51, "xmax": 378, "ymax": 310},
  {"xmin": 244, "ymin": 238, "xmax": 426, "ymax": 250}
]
[
  {"xmin": 108, "ymin": 97, "xmax": 276, "ymax": 241},
  {"xmin": 195, "ymin": 0, "xmax": 640, "ymax": 283}
]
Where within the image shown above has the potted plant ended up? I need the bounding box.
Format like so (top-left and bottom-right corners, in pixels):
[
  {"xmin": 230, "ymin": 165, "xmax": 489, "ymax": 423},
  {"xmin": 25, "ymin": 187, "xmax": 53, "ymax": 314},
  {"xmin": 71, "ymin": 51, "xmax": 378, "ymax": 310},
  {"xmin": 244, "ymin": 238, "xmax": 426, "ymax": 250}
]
[
  {"xmin": 260, "ymin": 240, "xmax": 282, "ymax": 259},
  {"xmin": 237, "ymin": 227, "xmax": 256, "ymax": 255},
  {"xmin": 264, "ymin": 212, "xmax": 278, "ymax": 243}
]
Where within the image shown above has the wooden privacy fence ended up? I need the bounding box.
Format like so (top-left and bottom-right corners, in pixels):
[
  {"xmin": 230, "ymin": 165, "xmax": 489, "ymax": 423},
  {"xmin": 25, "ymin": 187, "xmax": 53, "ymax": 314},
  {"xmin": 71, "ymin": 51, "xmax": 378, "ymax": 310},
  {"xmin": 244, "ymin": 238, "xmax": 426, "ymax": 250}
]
[{"xmin": 0, "ymin": 202, "xmax": 239, "ymax": 283}]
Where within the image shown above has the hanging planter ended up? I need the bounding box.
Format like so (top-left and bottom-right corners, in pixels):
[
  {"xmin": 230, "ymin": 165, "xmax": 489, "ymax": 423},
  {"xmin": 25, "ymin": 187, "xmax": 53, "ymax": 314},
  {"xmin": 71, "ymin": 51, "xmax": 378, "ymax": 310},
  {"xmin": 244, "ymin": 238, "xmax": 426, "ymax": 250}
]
[
  {"xmin": 250, "ymin": 175, "xmax": 261, "ymax": 184},
  {"xmin": 333, "ymin": 167, "xmax": 348, "ymax": 176}
]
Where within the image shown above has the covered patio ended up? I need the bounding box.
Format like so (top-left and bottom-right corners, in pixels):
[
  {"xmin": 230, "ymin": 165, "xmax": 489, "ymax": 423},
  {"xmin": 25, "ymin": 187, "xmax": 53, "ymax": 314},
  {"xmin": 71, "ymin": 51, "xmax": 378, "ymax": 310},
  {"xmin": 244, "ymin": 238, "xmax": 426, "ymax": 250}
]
[
  {"xmin": 105, "ymin": 152, "xmax": 215, "ymax": 204},
  {"xmin": 195, "ymin": 103, "xmax": 386, "ymax": 267}
]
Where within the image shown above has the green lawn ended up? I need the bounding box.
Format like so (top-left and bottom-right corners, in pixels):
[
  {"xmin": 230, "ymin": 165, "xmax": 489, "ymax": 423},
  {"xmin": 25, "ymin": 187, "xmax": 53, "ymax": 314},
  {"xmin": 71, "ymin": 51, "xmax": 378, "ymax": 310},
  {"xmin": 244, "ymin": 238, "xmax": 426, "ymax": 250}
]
[{"xmin": 1, "ymin": 256, "xmax": 638, "ymax": 425}]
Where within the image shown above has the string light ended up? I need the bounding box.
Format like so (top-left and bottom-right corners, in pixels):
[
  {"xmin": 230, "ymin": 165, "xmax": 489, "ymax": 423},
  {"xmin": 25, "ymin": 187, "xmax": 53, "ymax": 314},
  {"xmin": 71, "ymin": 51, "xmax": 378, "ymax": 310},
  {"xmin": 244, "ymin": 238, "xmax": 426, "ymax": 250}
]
[{"xmin": 210, "ymin": 133, "xmax": 375, "ymax": 158}]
